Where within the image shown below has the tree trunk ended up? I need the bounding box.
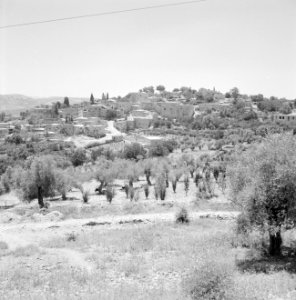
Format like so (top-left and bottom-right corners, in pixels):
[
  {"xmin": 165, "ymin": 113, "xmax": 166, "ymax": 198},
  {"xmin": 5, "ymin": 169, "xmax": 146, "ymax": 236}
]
[
  {"xmin": 172, "ymin": 181, "xmax": 177, "ymax": 193},
  {"xmin": 37, "ymin": 186, "xmax": 44, "ymax": 209},
  {"xmin": 97, "ymin": 181, "xmax": 105, "ymax": 194},
  {"xmin": 62, "ymin": 192, "xmax": 67, "ymax": 200},
  {"xmin": 269, "ymin": 231, "xmax": 282, "ymax": 256},
  {"xmin": 146, "ymin": 174, "xmax": 152, "ymax": 186}
]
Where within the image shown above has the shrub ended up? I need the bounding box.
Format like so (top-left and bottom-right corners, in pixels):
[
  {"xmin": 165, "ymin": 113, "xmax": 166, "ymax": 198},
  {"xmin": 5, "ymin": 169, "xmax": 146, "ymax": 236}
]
[
  {"xmin": 148, "ymin": 139, "xmax": 178, "ymax": 157},
  {"xmin": 71, "ymin": 148, "xmax": 87, "ymax": 166},
  {"xmin": 106, "ymin": 186, "xmax": 114, "ymax": 203},
  {"xmin": 66, "ymin": 232, "xmax": 77, "ymax": 242},
  {"xmin": 82, "ymin": 190, "xmax": 89, "ymax": 203},
  {"xmin": 122, "ymin": 143, "xmax": 146, "ymax": 160},
  {"xmin": 176, "ymin": 207, "xmax": 189, "ymax": 224},
  {"xmin": 5, "ymin": 133, "xmax": 24, "ymax": 145},
  {"xmin": 183, "ymin": 259, "xmax": 233, "ymax": 300},
  {"xmin": 235, "ymin": 212, "xmax": 251, "ymax": 235}
]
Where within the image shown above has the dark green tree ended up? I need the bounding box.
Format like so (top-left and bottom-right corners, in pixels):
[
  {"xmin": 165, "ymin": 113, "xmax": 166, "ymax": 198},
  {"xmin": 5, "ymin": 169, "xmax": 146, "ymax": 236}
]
[
  {"xmin": 90, "ymin": 93, "xmax": 95, "ymax": 104},
  {"xmin": 64, "ymin": 97, "xmax": 70, "ymax": 107}
]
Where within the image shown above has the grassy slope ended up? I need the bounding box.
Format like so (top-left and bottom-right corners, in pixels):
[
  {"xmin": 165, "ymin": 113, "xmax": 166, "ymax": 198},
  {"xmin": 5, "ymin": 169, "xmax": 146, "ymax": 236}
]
[{"xmin": 0, "ymin": 220, "xmax": 295, "ymax": 300}]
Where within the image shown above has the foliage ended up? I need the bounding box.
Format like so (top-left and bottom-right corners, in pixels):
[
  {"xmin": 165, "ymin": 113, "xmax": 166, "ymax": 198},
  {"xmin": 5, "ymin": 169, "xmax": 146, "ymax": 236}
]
[
  {"xmin": 106, "ymin": 185, "xmax": 114, "ymax": 203},
  {"xmin": 122, "ymin": 143, "xmax": 146, "ymax": 160},
  {"xmin": 63, "ymin": 97, "xmax": 70, "ymax": 107},
  {"xmin": 230, "ymin": 87, "xmax": 240, "ymax": 100},
  {"xmin": 183, "ymin": 259, "xmax": 233, "ymax": 300},
  {"xmin": 18, "ymin": 156, "xmax": 58, "ymax": 207},
  {"xmin": 91, "ymin": 147, "xmax": 115, "ymax": 161},
  {"xmin": 149, "ymin": 139, "xmax": 178, "ymax": 157},
  {"xmin": 70, "ymin": 148, "xmax": 87, "ymax": 167},
  {"xmin": 156, "ymin": 85, "xmax": 165, "ymax": 92},
  {"xmin": 227, "ymin": 134, "xmax": 296, "ymax": 256},
  {"xmin": 105, "ymin": 109, "xmax": 117, "ymax": 120},
  {"xmin": 176, "ymin": 207, "xmax": 189, "ymax": 224},
  {"xmin": 60, "ymin": 124, "xmax": 75, "ymax": 136},
  {"xmin": 90, "ymin": 93, "xmax": 94, "ymax": 104},
  {"xmin": 82, "ymin": 190, "xmax": 90, "ymax": 203},
  {"xmin": 279, "ymin": 102, "xmax": 292, "ymax": 114},
  {"xmin": 94, "ymin": 158, "xmax": 118, "ymax": 194},
  {"xmin": 142, "ymin": 86, "xmax": 154, "ymax": 94},
  {"xmin": 5, "ymin": 133, "xmax": 24, "ymax": 144}
]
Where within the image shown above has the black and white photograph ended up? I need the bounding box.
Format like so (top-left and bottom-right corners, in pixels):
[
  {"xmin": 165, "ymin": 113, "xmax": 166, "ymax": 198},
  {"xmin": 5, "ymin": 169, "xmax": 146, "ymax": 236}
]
[{"xmin": 0, "ymin": 0, "xmax": 296, "ymax": 299}]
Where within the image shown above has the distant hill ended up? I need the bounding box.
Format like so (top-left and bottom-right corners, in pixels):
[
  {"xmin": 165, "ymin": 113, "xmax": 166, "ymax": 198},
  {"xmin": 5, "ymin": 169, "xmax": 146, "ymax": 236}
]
[{"xmin": 0, "ymin": 94, "xmax": 88, "ymax": 115}]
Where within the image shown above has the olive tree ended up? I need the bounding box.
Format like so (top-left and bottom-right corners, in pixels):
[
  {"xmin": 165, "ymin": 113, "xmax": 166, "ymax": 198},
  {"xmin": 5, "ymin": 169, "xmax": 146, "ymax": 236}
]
[
  {"xmin": 95, "ymin": 159, "xmax": 117, "ymax": 194},
  {"xmin": 21, "ymin": 156, "xmax": 57, "ymax": 208},
  {"xmin": 227, "ymin": 134, "xmax": 296, "ymax": 256}
]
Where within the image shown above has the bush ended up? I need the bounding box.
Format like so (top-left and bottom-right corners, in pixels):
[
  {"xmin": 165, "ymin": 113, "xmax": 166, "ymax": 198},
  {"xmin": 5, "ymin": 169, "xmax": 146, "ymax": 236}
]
[
  {"xmin": 122, "ymin": 143, "xmax": 146, "ymax": 160},
  {"xmin": 106, "ymin": 186, "xmax": 114, "ymax": 203},
  {"xmin": 5, "ymin": 133, "xmax": 24, "ymax": 145},
  {"xmin": 235, "ymin": 212, "xmax": 251, "ymax": 235},
  {"xmin": 66, "ymin": 232, "xmax": 77, "ymax": 242},
  {"xmin": 176, "ymin": 207, "xmax": 189, "ymax": 224},
  {"xmin": 82, "ymin": 190, "xmax": 89, "ymax": 203},
  {"xmin": 71, "ymin": 148, "xmax": 87, "ymax": 166},
  {"xmin": 183, "ymin": 260, "xmax": 233, "ymax": 300},
  {"xmin": 149, "ymin": 139, "xmax": 178, "ymax": 157}
]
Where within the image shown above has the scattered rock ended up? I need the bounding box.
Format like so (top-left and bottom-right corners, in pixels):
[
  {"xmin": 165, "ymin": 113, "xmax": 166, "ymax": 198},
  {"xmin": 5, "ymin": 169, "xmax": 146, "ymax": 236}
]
[
  {"xmin": 119, "ymin": 219, "xmax": 144, "ymax": 225},
  {"xmin": 83, "ymin": 221, "xmax": 111, "ymax": 226}
]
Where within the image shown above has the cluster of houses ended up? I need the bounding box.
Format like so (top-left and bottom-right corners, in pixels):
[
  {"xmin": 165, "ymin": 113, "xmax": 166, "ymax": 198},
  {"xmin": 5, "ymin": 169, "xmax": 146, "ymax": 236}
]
[{"xmin": 1, "ymin": 90, "xmax": 295, "ymax": 143}]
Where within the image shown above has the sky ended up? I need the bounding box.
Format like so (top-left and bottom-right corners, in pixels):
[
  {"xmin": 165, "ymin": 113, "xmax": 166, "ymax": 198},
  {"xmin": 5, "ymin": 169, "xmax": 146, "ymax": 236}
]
[{"xmin": 0, "ymin": 0, "xmax": 295, "ymax": 99}]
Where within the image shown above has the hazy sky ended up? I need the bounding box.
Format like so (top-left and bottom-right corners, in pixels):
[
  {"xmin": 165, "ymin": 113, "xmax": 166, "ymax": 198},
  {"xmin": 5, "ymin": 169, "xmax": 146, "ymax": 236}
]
[{"xmin": 0, "ymin": 0, "xmax": 295, "ymax": 99}]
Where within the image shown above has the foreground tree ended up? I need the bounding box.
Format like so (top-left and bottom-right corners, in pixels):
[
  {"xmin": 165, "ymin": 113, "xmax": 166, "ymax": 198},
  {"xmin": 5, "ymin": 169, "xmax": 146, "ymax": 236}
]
[{"xmin": 228, "ymin": 134, "xmax": 296, "ymax": 256}]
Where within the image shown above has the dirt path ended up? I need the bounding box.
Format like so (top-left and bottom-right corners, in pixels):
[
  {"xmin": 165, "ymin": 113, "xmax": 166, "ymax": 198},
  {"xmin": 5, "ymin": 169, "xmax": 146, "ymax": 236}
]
[
  {"xmin": 0, "ymin": 210, "xmax": 239, "ymax": 233},
  {"xmin": 0, "ymin": 210, "xmax": 239, "ymax": 250}
]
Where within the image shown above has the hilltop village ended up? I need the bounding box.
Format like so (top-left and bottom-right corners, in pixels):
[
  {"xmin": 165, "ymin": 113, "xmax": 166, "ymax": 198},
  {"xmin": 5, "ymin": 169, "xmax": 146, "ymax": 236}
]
[{"xmin": 1, "ymin": 86, "xmax": 295, "ymax": 153}]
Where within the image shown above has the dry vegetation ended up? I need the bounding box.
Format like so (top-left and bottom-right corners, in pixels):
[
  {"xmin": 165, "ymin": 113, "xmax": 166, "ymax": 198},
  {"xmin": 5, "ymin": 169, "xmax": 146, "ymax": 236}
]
[{"xmin": 1, "ymin": 220, "xmax": 296, "ymax": 300}]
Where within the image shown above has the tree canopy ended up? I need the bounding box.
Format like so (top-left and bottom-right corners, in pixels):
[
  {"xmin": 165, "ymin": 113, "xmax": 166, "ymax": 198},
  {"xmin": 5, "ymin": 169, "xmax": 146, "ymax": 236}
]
[{"xmin": 227, "ymin": 134, "xmax": 296, "ymax": 255}]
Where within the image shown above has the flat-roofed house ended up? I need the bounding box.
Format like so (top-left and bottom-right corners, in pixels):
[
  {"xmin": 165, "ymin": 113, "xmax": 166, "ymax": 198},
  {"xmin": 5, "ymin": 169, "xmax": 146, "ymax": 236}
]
[{"xmin": 272, "ymin": 113, "xmax": 296, "ymax": 125}]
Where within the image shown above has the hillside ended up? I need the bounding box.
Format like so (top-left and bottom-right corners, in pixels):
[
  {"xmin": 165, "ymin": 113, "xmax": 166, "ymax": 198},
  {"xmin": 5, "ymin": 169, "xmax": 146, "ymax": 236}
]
[{"xmin": 0, "ymin": 94, "xmax": 87, "ymax": 115}]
